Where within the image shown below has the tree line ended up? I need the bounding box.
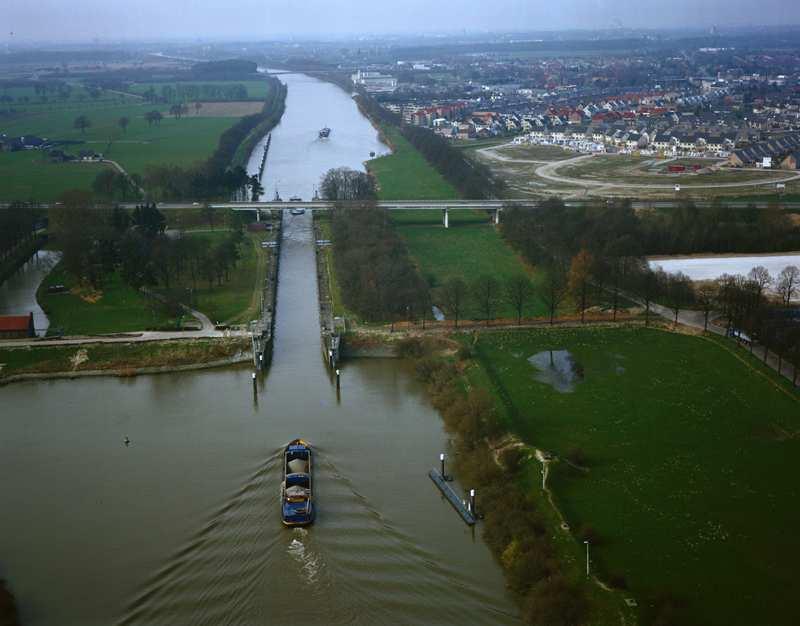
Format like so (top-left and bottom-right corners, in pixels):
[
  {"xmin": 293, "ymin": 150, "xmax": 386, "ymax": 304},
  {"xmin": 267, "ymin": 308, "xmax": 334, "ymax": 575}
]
[
  {"xmin": 503, "ymin": 198, "xmax": 800, "ymax": 262},
  {"xmin": 322, "ymin": 168, "xmax": 429, "ymax": 323},
  {"xmin": 140, "ymin": 83, "xmax": 250, "ymax": 104}
]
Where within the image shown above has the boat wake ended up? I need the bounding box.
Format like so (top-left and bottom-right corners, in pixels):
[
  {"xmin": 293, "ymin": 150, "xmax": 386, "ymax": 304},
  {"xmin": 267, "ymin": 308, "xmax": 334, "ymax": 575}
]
[{"xmin": 115, "ymin": 449, "xmax": 519, "ymax": 625}]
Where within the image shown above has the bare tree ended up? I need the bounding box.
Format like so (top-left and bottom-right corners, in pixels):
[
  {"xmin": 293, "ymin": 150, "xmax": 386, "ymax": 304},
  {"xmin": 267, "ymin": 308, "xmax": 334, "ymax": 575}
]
[
  {"xmin": 695, "ymin": 282, "xmax": 718, "ymax": 332},
  {"xmin": 777, "ymin": 265, "xmax": 800, "ymax": 306},
  {"xmin": 748, "ymin": 265, "xmax": 773, "ymax": 303},
  {"xmin": 441, "ymin": 277, "xmax": 468, "ymax": 328},
  {"xmin": 505, "ymin": 275, "xmax": 533, "ymax": 325},
  {"xmin": 472, "ymin": 275, "xmax": 500, "ymax": 327},
  {"xmin": 568, "ymin": 249, "xmax": 594, "ymax": 323},
  {"xmin": 541, "ymin": 264, "xmax": 568, "ymax": 325},
  {"xmin": 665, "ymin": 272, "xmax": 693, "ymax": 326}
]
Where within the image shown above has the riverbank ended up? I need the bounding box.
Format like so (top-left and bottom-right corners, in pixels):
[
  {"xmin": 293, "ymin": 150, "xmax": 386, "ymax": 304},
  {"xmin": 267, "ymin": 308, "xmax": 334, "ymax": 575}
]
[
  {"xmin": 0, "ymin": 337, "xmax": 250, "ymax": 385},
  {"xmin": 393, "ymin": 333, "xmax": 629, "ymax": 626}
]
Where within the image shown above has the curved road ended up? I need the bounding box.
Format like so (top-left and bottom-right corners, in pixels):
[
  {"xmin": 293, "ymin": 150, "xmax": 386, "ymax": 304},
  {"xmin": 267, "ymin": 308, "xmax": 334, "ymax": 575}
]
[{"xmin": 534, "ymin": 153, "xmax": 800, "ymax": 190}]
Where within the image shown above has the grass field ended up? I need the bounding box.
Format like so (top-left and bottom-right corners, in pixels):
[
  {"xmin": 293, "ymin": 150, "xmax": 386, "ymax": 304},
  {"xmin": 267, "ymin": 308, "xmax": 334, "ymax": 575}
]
[
  {"xmin": 368, "ymin": 126, "xmax": 458, "ymax": 200},
  {"xmin": 396, "ymin": 223, "xmax": 546, "ymax": 319},
  {"xmin": 468, "ymin": 326, "xmax": 800, "ymax": 626},
  {"xmin": 0, "ymin": 151, "xmax": 110, "ymax": 201},
  {"xmin": 493, "ymin": 143, "xmax": 575, "ymax": 161},
  {"xmin": 38, "ymin": 267, "xmax": 177, "ymax": 335}
]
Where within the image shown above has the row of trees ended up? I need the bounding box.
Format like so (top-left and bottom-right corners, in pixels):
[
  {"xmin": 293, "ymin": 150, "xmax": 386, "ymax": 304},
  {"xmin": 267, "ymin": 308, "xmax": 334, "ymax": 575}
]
[
  {"xmin": 322, "ymin": 168, "xmax": 430, "ymax": 322},
  {"xmin": 436, "ymin": 275, "xmax": 535, "ymax": 326},
  {"xmin": 400, "ymin": 125, "xmax": 504, "ymax": 199},
  {"xmin": 140, "ymin": 83, "xmax": 249, "ymax": 105},
  {"xmin": 502, "ymin": 199, "xmax": 800, "ymax": 265}
]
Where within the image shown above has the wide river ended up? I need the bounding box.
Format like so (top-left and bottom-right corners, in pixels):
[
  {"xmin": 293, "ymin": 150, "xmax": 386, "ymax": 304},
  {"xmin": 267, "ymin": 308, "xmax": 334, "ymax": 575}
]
[{"xmin": 0, "ymin": 73, "xmax": 519, "ymax": 625}]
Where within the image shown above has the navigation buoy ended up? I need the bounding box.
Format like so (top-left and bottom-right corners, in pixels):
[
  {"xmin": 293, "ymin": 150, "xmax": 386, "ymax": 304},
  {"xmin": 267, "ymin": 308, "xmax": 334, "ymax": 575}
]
[{"xmin": 124, "ymin": 436, "xmax": 130, "ymax": 447}]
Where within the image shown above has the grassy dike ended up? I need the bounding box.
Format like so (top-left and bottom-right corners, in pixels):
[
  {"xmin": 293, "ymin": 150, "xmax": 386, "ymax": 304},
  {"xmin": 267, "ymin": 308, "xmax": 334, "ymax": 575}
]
[{"xmin": 0, "ymin": 337, "xmax": 250, "ymax": 384}]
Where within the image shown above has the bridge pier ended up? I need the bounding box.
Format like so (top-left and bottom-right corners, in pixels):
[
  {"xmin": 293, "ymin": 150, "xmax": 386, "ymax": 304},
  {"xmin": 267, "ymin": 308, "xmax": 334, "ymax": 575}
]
[
  {"xmin": 443, "ymin": 208, "xmax": 449, "ymax": 229},
  {"xmin": 493, "ymin": 208, "xmax": 501, "ymax": 226},
  {"xmin": 256, "ymin": 208, "xmax": 261, "ymax": 222}
]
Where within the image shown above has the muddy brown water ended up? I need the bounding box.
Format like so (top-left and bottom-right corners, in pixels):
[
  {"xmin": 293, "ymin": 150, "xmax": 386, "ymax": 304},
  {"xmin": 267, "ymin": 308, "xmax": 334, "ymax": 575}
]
[{"xmin": 0, "ymin": 73, "xmax": 519, "ymax": 626}]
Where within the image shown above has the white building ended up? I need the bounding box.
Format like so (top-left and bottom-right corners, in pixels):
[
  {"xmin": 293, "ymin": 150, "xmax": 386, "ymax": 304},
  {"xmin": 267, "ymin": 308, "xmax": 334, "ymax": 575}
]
[{"xmin": 351, "ymin": 70, "xmax": 398, "ymax": 93}]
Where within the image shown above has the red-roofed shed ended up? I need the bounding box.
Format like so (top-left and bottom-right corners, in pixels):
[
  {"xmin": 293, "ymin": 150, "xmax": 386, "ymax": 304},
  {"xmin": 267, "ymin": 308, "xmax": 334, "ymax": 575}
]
[{"xmin": 0, "ymin": 313, "xmax": 35, "ymax": 339}]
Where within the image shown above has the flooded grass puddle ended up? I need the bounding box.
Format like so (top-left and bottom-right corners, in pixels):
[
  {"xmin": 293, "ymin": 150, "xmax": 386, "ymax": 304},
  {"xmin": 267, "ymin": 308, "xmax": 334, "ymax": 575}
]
[{"xmin": 527, "ymin": 350, "xmax": 584, "ymax": 393}]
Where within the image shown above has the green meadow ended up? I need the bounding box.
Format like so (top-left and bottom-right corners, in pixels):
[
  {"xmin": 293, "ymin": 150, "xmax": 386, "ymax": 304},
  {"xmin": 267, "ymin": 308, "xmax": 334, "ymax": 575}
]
[
  {"xmin": 468, "ymin": 326, "xmax": 800, "ymax": 626},
  {"xmin": 396, "ymin": 222, "xmax": 545, "ymax": 319},
  {"xmin": 368, "ymin": 126, "xmax": 458, "ymax": 200}
]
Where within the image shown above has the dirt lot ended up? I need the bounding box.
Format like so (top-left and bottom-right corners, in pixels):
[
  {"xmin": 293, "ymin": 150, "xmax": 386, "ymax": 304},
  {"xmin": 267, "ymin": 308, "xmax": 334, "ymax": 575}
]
[{"xmin": 191, "ymin": 101, "xmax": 264, "ymax": 117}]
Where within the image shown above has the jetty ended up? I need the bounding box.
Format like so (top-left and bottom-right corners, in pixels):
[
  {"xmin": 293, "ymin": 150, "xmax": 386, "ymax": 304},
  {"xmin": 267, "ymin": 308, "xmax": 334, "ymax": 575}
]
[{"xmin": 428, "ymin": 468, "xmax": 476, "ymax": 526}]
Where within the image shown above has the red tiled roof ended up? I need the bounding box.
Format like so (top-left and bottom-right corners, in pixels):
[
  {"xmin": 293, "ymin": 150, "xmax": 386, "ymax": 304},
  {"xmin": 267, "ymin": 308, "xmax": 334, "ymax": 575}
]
[{"xmin": 0, "ymin": 314, "xmax": 31, "ymax": 331}]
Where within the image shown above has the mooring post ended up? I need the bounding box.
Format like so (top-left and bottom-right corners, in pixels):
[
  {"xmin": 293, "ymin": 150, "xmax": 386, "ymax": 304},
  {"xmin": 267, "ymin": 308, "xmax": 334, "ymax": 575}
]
[
  {"xmin": 469, "ymin": 489, "xmax": 476, "ymax": 516},
  {"xmin": 335, "ymin": 368, "xmax": 341, "ymax": 390},
  {"xmin": 440, "ymin": 452, "xmax": 446, "ymax": 479},
  {"xmin": 328, "ymin": 349, "xmax": 334, "ymax": 369}
]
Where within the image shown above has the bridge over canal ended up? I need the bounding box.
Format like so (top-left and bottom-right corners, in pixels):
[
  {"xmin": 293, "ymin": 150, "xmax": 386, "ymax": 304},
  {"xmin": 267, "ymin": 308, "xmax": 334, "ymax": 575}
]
[{"xmin": 212, "ymin": 200, "xmax": 511, "ymax": 227}]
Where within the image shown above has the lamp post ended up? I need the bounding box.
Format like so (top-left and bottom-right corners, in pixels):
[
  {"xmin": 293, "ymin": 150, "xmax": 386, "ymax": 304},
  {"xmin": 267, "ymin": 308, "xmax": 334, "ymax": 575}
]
[{"xmin": 584, "ymin": 540, "xmax": 590, "ymax": 577}]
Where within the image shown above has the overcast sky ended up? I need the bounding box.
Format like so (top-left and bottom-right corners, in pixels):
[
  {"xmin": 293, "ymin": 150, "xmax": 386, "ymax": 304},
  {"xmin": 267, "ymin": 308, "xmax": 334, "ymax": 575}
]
[{"xmin": 4, "ymin": 0, "xmax": 800, "ymax": 42}]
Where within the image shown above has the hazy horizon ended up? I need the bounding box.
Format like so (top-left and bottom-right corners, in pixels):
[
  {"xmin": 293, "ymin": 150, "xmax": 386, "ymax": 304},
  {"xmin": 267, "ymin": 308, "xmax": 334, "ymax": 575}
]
[{"xmin": 3, "ymin": 0, "xmax": 800, "ymax": 44}]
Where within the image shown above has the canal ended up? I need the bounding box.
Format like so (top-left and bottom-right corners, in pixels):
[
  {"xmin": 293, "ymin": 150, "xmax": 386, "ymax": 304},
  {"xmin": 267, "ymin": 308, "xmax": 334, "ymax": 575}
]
[
  {"xmin": 0, "ymin": 73, "xmax": 519, "ymax": 625},
  {"xmin": 0, "ymin": 250, "xmax": 60, "ymax": 336}
]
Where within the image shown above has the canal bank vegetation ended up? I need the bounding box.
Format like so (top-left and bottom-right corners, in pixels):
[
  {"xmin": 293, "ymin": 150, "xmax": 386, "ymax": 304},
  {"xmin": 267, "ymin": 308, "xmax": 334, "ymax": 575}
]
[
  {"xmin": 0, "ymin": 337, "xmax": 250, "ymax": 383},
  {"xmin": 457, "ymin": 326, "xmax": 799, "ymax": 626},
  {"xmin": 397, "ymin": 335, "xmax": 623, "ymax": 626},
  {"xmin": 40, "ymin": 202, "xmax": 258, "ymax": 334}
]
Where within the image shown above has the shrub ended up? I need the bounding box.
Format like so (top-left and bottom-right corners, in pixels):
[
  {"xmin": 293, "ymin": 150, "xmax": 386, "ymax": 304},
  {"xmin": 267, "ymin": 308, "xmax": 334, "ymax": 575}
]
[{"xmin": 522, "ymin": 575, "xmax": 588, "ymax": 626}]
